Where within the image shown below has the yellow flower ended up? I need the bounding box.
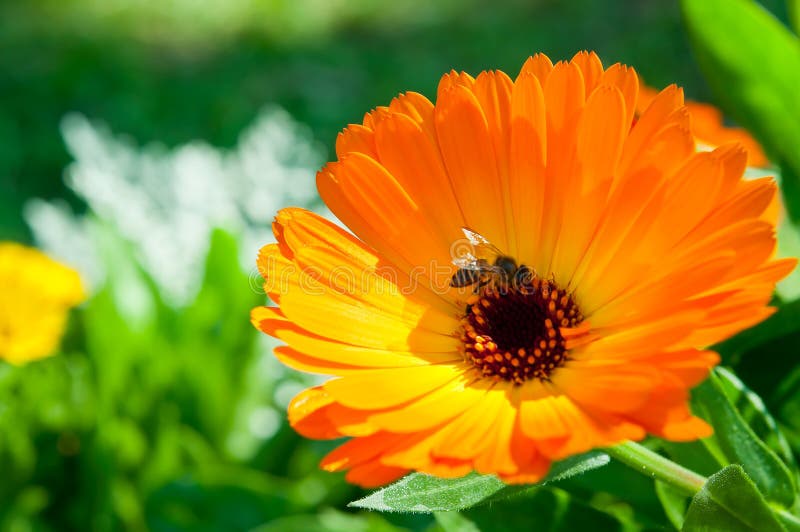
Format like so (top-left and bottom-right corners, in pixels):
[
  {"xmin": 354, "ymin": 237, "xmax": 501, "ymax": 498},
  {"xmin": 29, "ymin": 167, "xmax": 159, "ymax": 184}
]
[
  {"xmin": 251, "ymin": 52, "xmax": 795, "ymax": 487},
  {"xmin": 0, "ymin": 242, "xmax": 85, "ymax": 364}
]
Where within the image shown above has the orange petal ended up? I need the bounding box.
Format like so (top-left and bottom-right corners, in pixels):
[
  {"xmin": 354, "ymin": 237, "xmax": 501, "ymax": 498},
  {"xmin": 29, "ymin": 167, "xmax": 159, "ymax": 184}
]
[
  {"xmin": 518, "ymin": 53, "xmax": 554, "ymax": 85},
  {"xmin": 324, "ymin": 364, "xmax": 466, "ymax": 409},
  {"xmin": 537, "ymin": 61, "xmax": 586, "ymax": 275},
  {"xmin": 473, "ymin": 70, "xmax": 517, "ymax": 255},
  {"xmin": 287, "ymin": 386, "xmax": 343, "ymax": 439},
  {"xmin": 473, "ymin": 389, "xmax": 520, "ymax": 475},
  {"xmin": 388, "ymin": 91, "xmax": 436, "ymax": 138},
  {"xmin": 336, "ymin": 124, "xmax": 377, "ymax": 159},
  {"xmin": 518, "ymin": 383, "xmax": 572, "ymax": 440},
  {"xmin": 431, "ymin": 384, "xmax": 507, "ymax": 460},
  {"xmin": 435, "ymin": 83, "xmax": 509, "ymax": 251},
  {"xmin": 346, "ymin": 461, "xmax": 410, "ymax": 488},
  {"xmin": 553, "ymin": 365, "xmax": 661, "ymax": 413},
  {"xmin": 321, "ymin": 432, "xmax": 398, "ymax": 471},
  {"xmin": 509, "ymin": 72, "xmax": 547, "ymax": 265},
  {"xmin": 598, "ymin": 63, "xmax": 639, "ymax": 128},
  {"xmin": 275, "ymin": 325, "xmax": 459, "ymax": 369},
  {"xmin": 367, "ymin": 374, "xmax": 486, "ymax": 433},
  {"xmin": 570, "ymin": 51, "xmax": 604, "ymax": 95}
]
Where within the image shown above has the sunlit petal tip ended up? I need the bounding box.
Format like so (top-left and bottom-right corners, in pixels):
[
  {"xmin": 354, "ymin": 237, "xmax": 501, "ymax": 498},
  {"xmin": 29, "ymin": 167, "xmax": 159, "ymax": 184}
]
[{"xmin": 251, "ymin": 52, "xmax": 792, "ymax": 487}]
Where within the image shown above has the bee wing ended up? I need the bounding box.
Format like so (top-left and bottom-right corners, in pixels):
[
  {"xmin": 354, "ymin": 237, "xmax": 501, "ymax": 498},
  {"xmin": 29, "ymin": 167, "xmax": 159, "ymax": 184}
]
[
  {"xmin": 452, "ymin": 252, "xmax": 482, "ymax": 270},
  {"xmin": 461, "ymin": 227, "xmax": 493, "ymax": 247},
  {"xmin": 460, "ymin": 227, "xmax": 506, "ymax": 262}
]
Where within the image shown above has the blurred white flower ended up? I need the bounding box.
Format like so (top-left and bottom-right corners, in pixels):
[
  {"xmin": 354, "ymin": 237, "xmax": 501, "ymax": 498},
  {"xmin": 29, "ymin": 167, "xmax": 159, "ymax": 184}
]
[{"xmin": 25, "ymin": 106, "xmax": 325, "ymax": 307}]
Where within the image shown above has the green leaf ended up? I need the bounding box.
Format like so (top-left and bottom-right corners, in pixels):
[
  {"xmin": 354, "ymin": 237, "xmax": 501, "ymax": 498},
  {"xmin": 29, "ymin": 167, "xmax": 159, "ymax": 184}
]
[
  {"xmin": 681, "ymin": 0, "xmax": 800, "ymax": 222},
  {"xmin": 251, "ymin": 508, "xmax": 406, "ymax": 532},
  {"xmin": 655, "ymin": 480, "xmax": 687, "ymax": 530},
  {"xmin": 460, "ymin": 487, "xmax": 626, "ymax": 532},
  {"xmin": 562, "ymin": 457, "xmax": 669, "ymax": 529},
  {"xmin": 683, "ymin": 465, "xmax": 785, "ymax": 532},
  {"xmin": 660, "ymin": 439, "xmax": 725, "ymax": 479},
  {"xmin": 692, "ymin": 370, "xmax": 797, "ymax": 507},
  {"xmin": 349, "ymin": 473, "xmax": 511, "ymax": 513},
  {"xmin": 146, "ymin": 470, "xmax": 292, "ymax": 530},
  {"xmin": 348, "ymin": 451, "xmax": 609, "ymax": 513},
  {"xmin": 433, "ymin": 511, "xmax": 480, "ymax": 532},
  {"xmin": 714, "ymin": 367, "xmax": 797, "ymax": 469},
  {"xmin": 778, "ymin": 511, "xmax": 800, "ymax": 532},
  {"xmin": 712, "ymin": 299, "xmax": 800, "ymax": 462}
]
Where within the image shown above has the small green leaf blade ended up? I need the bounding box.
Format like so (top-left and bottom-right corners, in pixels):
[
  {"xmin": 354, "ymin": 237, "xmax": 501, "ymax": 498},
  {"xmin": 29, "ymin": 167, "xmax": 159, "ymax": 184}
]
[
  {"xmin": 656, "ymin": 480, "xmax": 687, "ymax": 531},
  {"xmin": 348, "ymin": 451, "xmax": 609, "ymax": 513},
  {"xmin": 683, "ymin": 465, "xmax": 785, "ymax": 532},
  {"xmin": 348, "ymin": 473, "xmax": 507, "ymax": 513},
  {"xmin": 544, "ymin": 450, "xmax": 611, "ymax": 483},
  {"xmin": 714, "ymin": 366, "xmax": 796, "ymax": 469},
  {"xmin": 692, "ymin": 370, "xmax": 797, "ymax": 507}
]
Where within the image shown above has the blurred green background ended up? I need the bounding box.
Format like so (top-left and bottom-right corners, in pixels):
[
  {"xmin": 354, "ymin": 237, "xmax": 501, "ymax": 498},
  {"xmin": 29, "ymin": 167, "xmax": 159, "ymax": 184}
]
[
  {"xmin": 1, "ymin": 0, "xmax": 799, "ymax": 530},
  {"xmin": 1, "ymin": 0, "xmax": 728, "ymax": 243}
]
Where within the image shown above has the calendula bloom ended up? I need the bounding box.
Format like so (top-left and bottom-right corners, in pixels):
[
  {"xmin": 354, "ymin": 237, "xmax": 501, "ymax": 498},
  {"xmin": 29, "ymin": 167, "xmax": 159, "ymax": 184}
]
[
  {"xmin": 638, "ymin": 84, "xmax": 769, "ymax": 167},
  {"xmin": 251, "ymin": 51, "xmax": 795, "ymax": 487},
  {"xmin": 0, "ymin": 242, "xmax": 85, "ymax": 364}
]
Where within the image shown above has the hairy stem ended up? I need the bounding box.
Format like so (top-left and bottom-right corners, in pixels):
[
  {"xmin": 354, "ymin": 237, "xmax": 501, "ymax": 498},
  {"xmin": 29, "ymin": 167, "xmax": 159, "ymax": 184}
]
[{"xmin": 604, "ymin": 440, "xmax": 707, "ymax": 497}]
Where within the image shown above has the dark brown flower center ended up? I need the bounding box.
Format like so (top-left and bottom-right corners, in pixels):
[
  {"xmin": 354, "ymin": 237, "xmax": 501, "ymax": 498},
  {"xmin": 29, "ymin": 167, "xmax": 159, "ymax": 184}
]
[{"xmin": 459, "ymin": 277, "xmax": 583, "ymax": 384}]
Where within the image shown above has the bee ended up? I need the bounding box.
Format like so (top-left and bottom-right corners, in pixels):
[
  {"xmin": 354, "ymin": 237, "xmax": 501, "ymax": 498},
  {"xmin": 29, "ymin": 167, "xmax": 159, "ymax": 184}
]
[{"xmin": 450, "ymin": 227, "xmax": 535, "ymax": 293}]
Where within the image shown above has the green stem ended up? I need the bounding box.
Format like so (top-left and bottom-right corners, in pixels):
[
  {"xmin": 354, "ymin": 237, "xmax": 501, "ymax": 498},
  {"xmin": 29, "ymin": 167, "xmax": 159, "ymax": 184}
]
[{"xmin": 604, "ymin": 441, "xmax": 707, "ymax": 497}]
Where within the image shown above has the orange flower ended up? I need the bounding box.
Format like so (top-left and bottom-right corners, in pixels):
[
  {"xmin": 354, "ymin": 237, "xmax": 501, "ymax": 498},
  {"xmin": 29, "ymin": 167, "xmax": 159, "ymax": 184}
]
[
  {"xmin": 251, "ymin": 52, "xmax": 795, "ymax": 487},
  {"xmin": 638, "ymin": 84, "xmax": 769, "ymax": 167}
]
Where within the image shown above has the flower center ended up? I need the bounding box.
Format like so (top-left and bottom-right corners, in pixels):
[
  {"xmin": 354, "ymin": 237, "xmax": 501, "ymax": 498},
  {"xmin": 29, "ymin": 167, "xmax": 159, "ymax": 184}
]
[{"xmin": 459, "ymin": 276, "xmax": 583, "ymax": 384}]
